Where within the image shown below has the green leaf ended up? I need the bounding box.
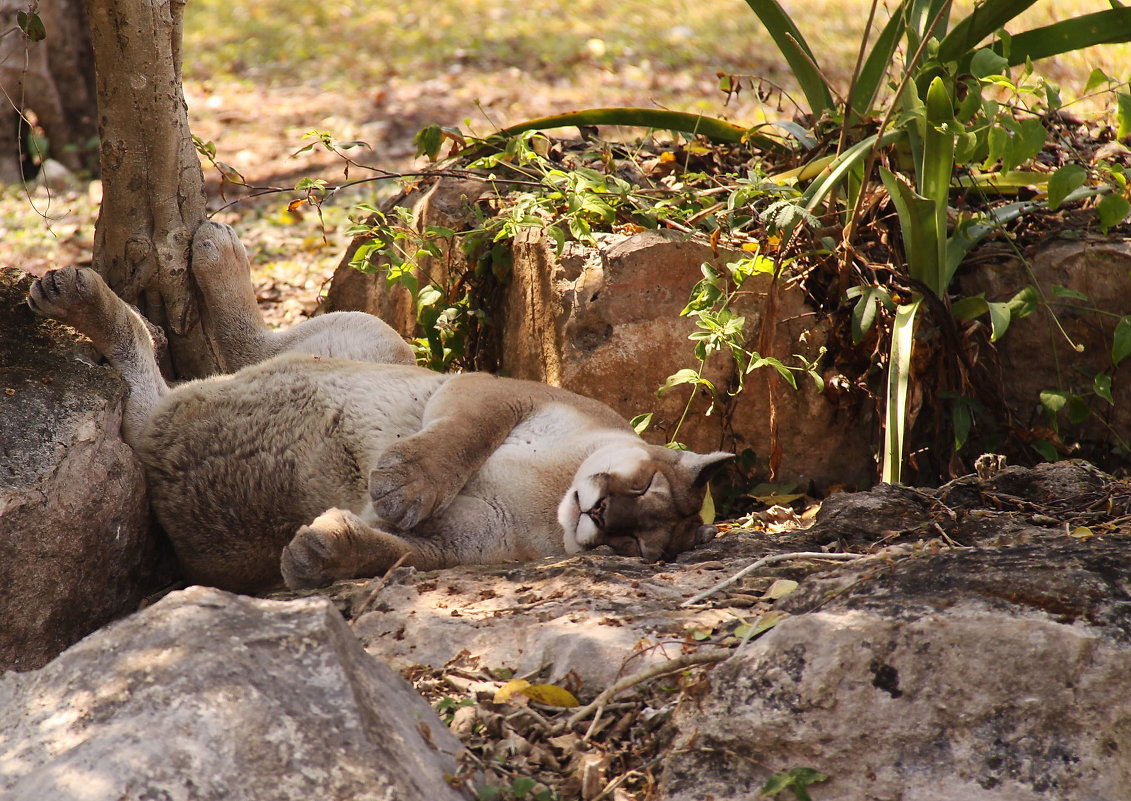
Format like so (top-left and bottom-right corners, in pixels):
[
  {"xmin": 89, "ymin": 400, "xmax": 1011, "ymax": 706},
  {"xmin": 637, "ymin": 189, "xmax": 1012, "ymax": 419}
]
[
  {"xmin": 971, "ymin": 48, "xmax": 1009, "ymax": 78},
  {"xmin": 938, "ymin": 0, "xmax": 1040, "ymax": 63},
  {"xmin": 1095, "ymin": 373, "xmax": 1114, "ymax": 405},
  {"xmin": 1119, "ymin": 93, "xmax": 1131, "ymax": 141},
  {"xmin": 1086, "ymin": 67, "xmax": 1115, "ymax": 94},
  {"xmin": 986, "ymin": 300, "xmax": 1012, "ymax": 341},
  {"xmin": 759, "ymin": 767, "xmax": 830, "ymax": 801},
  {"xmin": 700, "ymin": 482, "xmax": 716, "ymax": 525},
  {"xmin": 950, "ymin": 294, "xmax": 988, "ymax": 320},
  {"xmin": 1047, "ymin": 165, "xmax": 1087, "ymax": 210},
  {"xmin": 734, "ymin": 610, "xmax": 788, "ymax": 641},
  {"xmin": 1113, "ymin": 315, "xmax": 1131, "ymax": 366},
  {"xmin": 741, "ymin": 0, "xmax": 834, "ymax": 115},
  {"xmin": 416, "ymin": 285, "xmax": 443, "ymax": 309},
  {"xmin": 1050, "ymin": 284, "xmax": 1089, "ymax": 301},
  {"xmin": 658, "ymin": 368, "xmax": 702, "ymax": 398},
  {"xmin": 1040, "ymin": 389, "xmax": 1069, "ymax": 414},
  {"xmin": 1031, "ymin": 439, "xmax": 1060, "ymax": 462},
  {"xmin": 990, "ymin": 10, "xmax": 1131, "ymax": 68},
  {"xmin": 882, "ymin": 300, "xmax": 922, "ymax": 485},
  {"xmin": 880, "ymin": 168, "xmax": 943, "ymax": 291},
  {"xmin": 413, "ymin": 125, "xmax": 445, "ymax": 160},
  {"xmin": 952, "ymin": 398, "xmax": 972, "ymax": 450},
  {"xmin": 511, "ymin": 777, "xmax": 536, "ymax": 797},
  {"xmin": 630, "ymin": 412, "xmax": 653, "ymax": 434},
  {"xmin": 1007, "ymin": 285, "xmax": 1038, "ymax": 318},
  {"xmin": 1097, "ymin": 193, "xmax": 1130, "ymax": 232},
  {"xmin": 850, "ymin": 286, "xmax": 890, "ymax": 343},
  {"xmin": 1067, "ymin": 394, "xmax": 1091, "ymax": 424},
  {"xmin": 17, "ymin": 11, "xmax": 47, "ymax": 42}
]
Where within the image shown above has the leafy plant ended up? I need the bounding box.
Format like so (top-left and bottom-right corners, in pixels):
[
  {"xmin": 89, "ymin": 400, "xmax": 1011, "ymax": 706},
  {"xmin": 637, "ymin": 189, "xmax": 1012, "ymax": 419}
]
[{"xmin": 759, "ymin": 767, "xmax": 829, "ymax": 801}]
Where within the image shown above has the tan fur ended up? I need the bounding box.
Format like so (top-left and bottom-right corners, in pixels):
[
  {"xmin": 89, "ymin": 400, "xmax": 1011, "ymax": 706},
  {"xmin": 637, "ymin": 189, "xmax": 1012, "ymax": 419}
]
[{"xmin": 28, "ymin": 223, "xmax": 732, "ymax": 592}]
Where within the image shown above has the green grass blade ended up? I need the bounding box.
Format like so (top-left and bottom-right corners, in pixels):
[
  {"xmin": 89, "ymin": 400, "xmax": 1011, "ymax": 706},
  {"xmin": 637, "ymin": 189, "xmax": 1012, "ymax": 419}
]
[
  {"xmin": 921, "ymin": 76, "xmax": 956, "ymax": 289},
  {"xmin": 801, "ymin": 129, "xmax": 903, "ymax": 212},
  {"xmin": 937, "ymin": 0, "xmax": 1040, "ymax": 62},
  {"xmin": 881, "ymin": 299, "xmax": 922, "ymax": 484},
  {"xmin": 880, "ymin": 166, "xmax": 940, "ymax": 288},
  {"xmin": 962, "ymin": 9, "xmax": 1131, "ymax": 69},
  {"xmin": 742, "ymin": 0, "xmax": 835, "ymax": 115},
  {"xmin": 850, "ymin": 5, "xmax": 908, "ymax": 119},
  {"xmin": 470, "ymin": 108, "xmax": 785, "ymax": 153}
]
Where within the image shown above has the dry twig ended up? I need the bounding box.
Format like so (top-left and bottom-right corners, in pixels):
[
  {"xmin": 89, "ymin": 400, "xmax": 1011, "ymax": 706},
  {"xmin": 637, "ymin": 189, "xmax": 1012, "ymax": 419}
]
[{"xmin": 680, "ymin": 551, "xmax": 865, "ymax": 607}]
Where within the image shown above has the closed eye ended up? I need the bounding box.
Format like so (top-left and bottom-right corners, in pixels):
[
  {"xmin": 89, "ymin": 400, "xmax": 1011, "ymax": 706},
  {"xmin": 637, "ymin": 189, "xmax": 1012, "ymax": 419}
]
[{"xmin": 628, "ymin": 474, "xmax": 654, "ymax": 496}]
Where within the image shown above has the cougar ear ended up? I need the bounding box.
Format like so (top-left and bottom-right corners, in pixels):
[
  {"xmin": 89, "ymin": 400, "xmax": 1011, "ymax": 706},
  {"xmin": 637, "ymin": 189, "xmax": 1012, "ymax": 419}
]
[{"xmin": 680, "ymin": 451, "xmax": 735, "ymax": 487}]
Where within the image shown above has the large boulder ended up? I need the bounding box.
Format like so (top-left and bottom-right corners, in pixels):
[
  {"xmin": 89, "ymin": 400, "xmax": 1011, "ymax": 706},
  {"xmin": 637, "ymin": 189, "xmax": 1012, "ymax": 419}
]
[
  {"xmin": 0, "ymin": 586, "xmax": 469, "ymax": 801},
  {"xmin": 959, "ymin": 235, "xmax": 1131, "ymax": 469},
  {"xmin": 660, "ymin": 462, "xmax": 1131, "ymax": 801},
  {"xmin": 0, "ymin": 268, "xmax": 166, "ymax": 671}
]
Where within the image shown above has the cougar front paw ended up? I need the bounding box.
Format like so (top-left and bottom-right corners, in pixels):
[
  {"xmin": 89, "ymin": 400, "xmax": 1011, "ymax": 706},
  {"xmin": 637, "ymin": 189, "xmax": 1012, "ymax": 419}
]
[
  {"xmin": 369, "ymin": 456, "xmax": 444, "ymax": 530},
  {"xmin": 280, "ymin": 508, "xmax": 358, "ymax": 590},
  {"xmin": 27, "ymin": 266, "xmax": 100, "ymax": 323}
]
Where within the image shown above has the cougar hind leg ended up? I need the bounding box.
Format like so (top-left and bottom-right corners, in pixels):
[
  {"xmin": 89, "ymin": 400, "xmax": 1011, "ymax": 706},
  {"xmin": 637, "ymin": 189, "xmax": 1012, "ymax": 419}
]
[
  {"xmin": 28, "ymin": 266, "xmax": 167, "ymax": 447},
  {"xmin": 190, "ymin": 220, "xmax": 273, "ymax": 372}
]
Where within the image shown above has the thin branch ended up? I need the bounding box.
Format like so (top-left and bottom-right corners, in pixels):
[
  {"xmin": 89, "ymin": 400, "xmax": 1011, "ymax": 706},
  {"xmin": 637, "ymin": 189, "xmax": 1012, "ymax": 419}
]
[
  {"xmin": 555, "ymin": 649, "xmax": 730, "ymax": 735},
  {"xmin": 679, "ymin": 551, "xmax": 865, "ymax": 607},
  {"xmin": 349, "ymin": 553, "xmax": 410, "ymax": 624}
]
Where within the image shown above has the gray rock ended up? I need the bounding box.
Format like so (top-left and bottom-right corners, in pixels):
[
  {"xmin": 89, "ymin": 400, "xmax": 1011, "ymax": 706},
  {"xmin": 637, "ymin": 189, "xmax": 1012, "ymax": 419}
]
[
  {"xmin": 661, "ymin": 538, "xmax": 1131, "ymax": 801},
  {"xmin": 0, "ymin": 268, "xmax": 166, "ymax": 671},
  {"xmin": 0, "ymin": 586, "xmax": 469, "ymax": 801}
]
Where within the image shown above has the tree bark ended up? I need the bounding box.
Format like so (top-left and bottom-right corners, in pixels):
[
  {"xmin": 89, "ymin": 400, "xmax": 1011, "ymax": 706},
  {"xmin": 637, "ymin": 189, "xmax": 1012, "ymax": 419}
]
[
  {"xmin": 83, "ymin": 0, "xmax": 219, "ymax": 378},
  {"xmin": 0, "ymin": 0, "xmax": 100, "ymax": 182}
]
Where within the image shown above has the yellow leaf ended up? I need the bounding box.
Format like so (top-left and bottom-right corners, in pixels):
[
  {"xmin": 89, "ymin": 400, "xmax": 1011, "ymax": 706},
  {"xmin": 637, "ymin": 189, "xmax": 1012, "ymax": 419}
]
[
  {"xmin": 734, "ymin": 610, "xmax": 789, "ymax": 640},
  {"xmin": 741, "ymin": 242, "xmax": 761, "ymax": 252},
  {"xmin": 765, "ymin": 579, "xmax": 799, "ymax": 600},
  {"xmin": 521, "ymin": 683, "xmax": 580, "ymax": 708},
  {"xmin": 1070, "ymin": 526, "xmax": 1094, "ymax": 540},
  {"xmin": 700, "ymin": 482, "xmax": 716, "ymax": 525},
  {"xmin": 493, "ymin": 679, "xmax": 531, "ymax": 703}
]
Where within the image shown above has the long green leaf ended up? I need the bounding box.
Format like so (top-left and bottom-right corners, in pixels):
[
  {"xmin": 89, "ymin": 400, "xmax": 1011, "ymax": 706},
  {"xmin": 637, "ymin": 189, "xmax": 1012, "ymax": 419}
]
[
  {"xmin": 850, "ymin": 4, "xmax": 910, "ymax": 119},
  {"xmin": 882, "ymin": 299, "xmax": 922, "ymax": 484},
  {"xmin": 464, "ymin": 108, "xmax": 785, "ymax": 154},
  {"xmin": 801, "ymin": 129, "xmax": 903, "ymax": 212},
  {"xmin": 936, "ymin": 0, "xmax": 1040, "ymax": 62},
  {"xmin": 904, "ymin": 0, "xmax": 952, "ymax": 54},
  {"xmin": 880, "ymin": 166, "xmax": 941, "ymax": 289},
  {"xmin": 921, "ymin": 76, "xmax": 956, "ymax": 289},
  {"xmin": 959, "ymin": 9, "xmax": 1131, "ymax": 70},
  {"xmin": 743, "ymin": 0, "xmax": 835, "ymax": 115}
]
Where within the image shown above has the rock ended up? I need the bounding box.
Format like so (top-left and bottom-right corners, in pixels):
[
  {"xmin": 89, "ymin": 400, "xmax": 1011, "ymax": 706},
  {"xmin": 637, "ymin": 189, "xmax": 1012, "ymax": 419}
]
[
  {"xmin": 0, "ymin": 268, "xmax": 167, "ymax": 671},
  {"xmin": 959, "ymin": 236, "xmax": 1131, "ymax": 470},
  {"xmin": 660, "ymin": 463, "xmax": 1131, "ymax": 801},
  {"xmin": 0, "ymin": 586, "xmax": 469, "ymax": 801},
  {"xmin": 343, "ymin": 551, "xmax": 784, "ymax": 695},
  {"xmin": 661, "ymin": 538, "xmax": 1131, "ymax": 801}
]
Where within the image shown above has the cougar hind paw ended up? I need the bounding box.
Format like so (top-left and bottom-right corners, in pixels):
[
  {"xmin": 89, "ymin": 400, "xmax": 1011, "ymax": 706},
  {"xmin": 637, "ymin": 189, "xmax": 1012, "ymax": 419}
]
[{"xmin": 27, "ymin": 266, "xmax": 99, "ymax": 322}]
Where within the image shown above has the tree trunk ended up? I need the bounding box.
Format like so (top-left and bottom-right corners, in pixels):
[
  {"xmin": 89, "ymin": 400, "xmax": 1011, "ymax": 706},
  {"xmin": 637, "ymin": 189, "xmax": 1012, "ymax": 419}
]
[
  {"xmin": 0, "ymin": 0, "xmax": 100, "ymax": 182},
  {"xmin": 82, "ymin": 0, "xmax": 219, "ymax": 378}
]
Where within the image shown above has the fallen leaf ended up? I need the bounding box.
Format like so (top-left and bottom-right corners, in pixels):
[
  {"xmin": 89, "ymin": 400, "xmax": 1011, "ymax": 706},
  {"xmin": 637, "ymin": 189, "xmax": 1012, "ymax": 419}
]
[{"xmin": 521, "ymin": 683, "xmax": 580, "ymax": 708}]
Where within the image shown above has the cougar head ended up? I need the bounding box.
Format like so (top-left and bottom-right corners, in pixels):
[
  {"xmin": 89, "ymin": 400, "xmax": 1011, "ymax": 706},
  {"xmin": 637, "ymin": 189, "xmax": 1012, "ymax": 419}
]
[{"xmin": 558, "ymin": 443, "xmax": 734, "ymax": 561}]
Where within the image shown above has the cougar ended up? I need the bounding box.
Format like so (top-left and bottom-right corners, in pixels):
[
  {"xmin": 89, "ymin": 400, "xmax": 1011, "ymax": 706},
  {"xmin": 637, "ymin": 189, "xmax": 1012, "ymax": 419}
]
[{"xmin": 28, "ymin": 221, "xmax": 732, "ymax": 592}]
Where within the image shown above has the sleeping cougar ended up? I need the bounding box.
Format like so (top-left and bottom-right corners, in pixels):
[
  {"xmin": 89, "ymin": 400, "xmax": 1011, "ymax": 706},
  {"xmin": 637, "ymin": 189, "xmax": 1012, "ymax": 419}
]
[{"xmin": 28, "ymin": 222, "xmax": 732, "ymax": 593}]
